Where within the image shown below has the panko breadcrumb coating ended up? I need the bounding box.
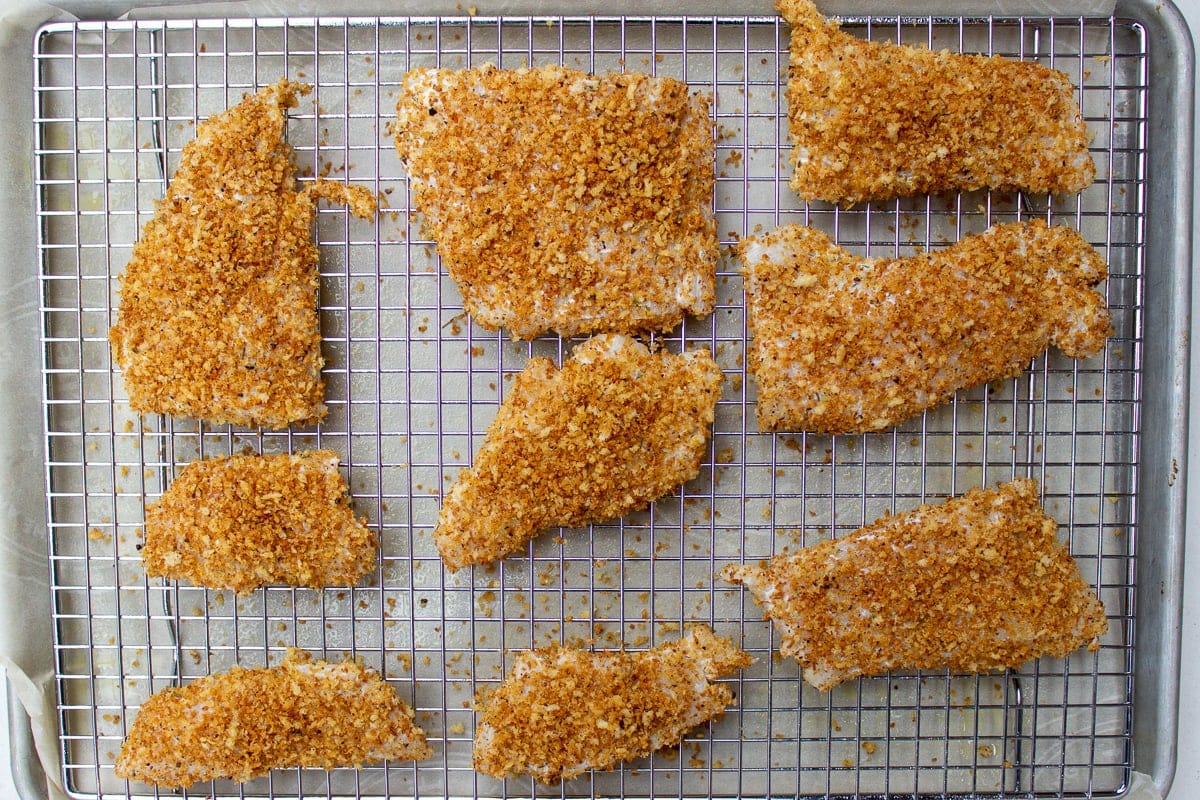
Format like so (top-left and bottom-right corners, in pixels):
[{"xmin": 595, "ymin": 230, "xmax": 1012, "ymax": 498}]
[
  {"xmin": 434, "ymin": 334, "xmax": 722, "ymax": 571},
  {"xmin": 109, "ymin": 79, "xmax": 376, "ymax": 429},
  {"xmin": 722, "ymin": 479, "xmax": 1108, "ymax": 691},
  {"xmin": 114, "ymin": 649, "xmax": 431, "ymax": 788},
  {"xmin": 739, "ymin": 220, "xmax": 1112, "ymax": 434},
  {"xmin": 779, "ymin": 0, "xmax": 1095, "ymax": 205},
  {"xmin": 394, "ymin": 65, "xmax": 718, "ymax": 339},
  {"xmin": 473, "ymin": 625, "xmax": 750, "ymax": 783},
  {"xmin": 141, "ymin": 450, "xmax": 376, "ymax": 594}
]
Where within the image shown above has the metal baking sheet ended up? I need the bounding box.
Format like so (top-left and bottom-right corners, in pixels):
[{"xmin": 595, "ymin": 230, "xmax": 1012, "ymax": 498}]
[{"xmin": 26, "ymin": 4, "xmax": 1191, "ymax": 798}]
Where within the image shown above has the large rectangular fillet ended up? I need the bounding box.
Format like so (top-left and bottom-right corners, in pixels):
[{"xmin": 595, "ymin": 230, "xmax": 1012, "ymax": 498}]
[
  {"xmin": 721, "ymin": 479, "xmax": 1108, "ymax": 691},
  {"xmin": 108, "ymin": 80, "xmax": 375, "ymax": 429},
  {"xmin": 779, "ymin": 0, "xmax": 1095, "ymax": 205},
  {"xmin": 394, "ymin": 65, "xmax": 718, "ymax": 339},
  {"xmin": 114, "ymin": 649, "xmax": 431, "ymax": 788},
  {"xmin": 434, "ymin": 334, "xmax": 722, "ymax": 571},
  {"xmin": 141, "ymin": 450, "xmax": 376, "ymax": 594},
  {"xmin": 738, "ymin": 220, "xmax": 1112, "ymax": 434},
  {"xmin": 473, "ymin": 625, "xmax": 750, "ymax": 783}
]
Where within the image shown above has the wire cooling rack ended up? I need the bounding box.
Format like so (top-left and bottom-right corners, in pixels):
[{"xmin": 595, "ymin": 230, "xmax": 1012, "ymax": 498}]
[{"xmin": 34, "ymin": 11, "xmax": 1146, "ymax": 800}]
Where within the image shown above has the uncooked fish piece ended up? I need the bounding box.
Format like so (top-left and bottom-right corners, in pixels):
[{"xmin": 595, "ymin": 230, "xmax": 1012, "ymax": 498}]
[
  {"xmin": 114, "ymin": 649, "xmax": 431, "ymax": 788},
  {"xmin": 141, "ymin": 450, "xmax": 376, "ymax": 593},
  {"xmin": 394, "ymin": 65, "xmax": 717, "ymax": 339},
  {"xmin": 109, "ymin": 79, "xmax": 376, "ymax": 429},
  {"xmin": 739, "ymin": 220, "xmax": 1111, "ymax": 434},
  {"xmin": 721, "ymin": 479, "xmax": 1108, "ymax": 691},
  {"xmin": 473, "ymin": 625, "xmax": 750, "ymax": 783},
  {"xmin": 779, "ymin": 0, "xmax": 1095, "ymax": 205},
  {"xmin": 434, "ymin": 333, "xmax": 722, "ymax": 571}
]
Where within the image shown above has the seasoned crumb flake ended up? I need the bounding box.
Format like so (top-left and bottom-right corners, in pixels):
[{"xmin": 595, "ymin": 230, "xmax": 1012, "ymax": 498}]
[
  {"xmin": 473, "ymin": 625, "xmax": 750, "ymax": 783},
  {"xmin": 114, "ymin": 649, "xmax": 431, "ymax": 788},
  {"xmin": 721, "ymin": 479, "xmax": 1108, "ymax": 691},
  {"xmin": 394, "ymin": 65, "xmax": 718, "ymax": 339},
  {"xmin": 141, "ymin": 450, "xmax": 376, "ymax": 594},
  {"xmin": 739, "ymin": 220, "xmax": 1111, "ymax": 434},
  {"xmin": 109, "ymin": 79, "xmax": 377, "ymax": 429},
  {"xmin": 778, "ymin": 0, "xmax": 1095, "ymax": 205},
  {"xmin": 435, "ymin": 334, "xmax": 722, "ymax": 571}
]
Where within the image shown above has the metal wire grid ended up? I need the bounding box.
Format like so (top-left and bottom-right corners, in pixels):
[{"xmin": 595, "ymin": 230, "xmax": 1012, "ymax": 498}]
[{"xmin": 32, "ymin": 12, "xmax": 1145, "ymax": 800}]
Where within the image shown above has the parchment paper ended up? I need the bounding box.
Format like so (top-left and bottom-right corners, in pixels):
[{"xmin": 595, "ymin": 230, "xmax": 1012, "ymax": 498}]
[{"xmin": 1, "ymin": 3, "xmax": 80, "ymax": 798}]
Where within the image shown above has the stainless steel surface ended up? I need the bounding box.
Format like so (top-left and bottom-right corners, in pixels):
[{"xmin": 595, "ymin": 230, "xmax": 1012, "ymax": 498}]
[
  {"xmin": 7, "ymin": 684, "xmax": 49, "ymax": 800},
  {"xmin": 1121, "ymin": 0, "xmax": 1194, "ymax": 795},
  {"xmin": 28, "ymin": 6, "xmax": 1186, "ymax": 799}
]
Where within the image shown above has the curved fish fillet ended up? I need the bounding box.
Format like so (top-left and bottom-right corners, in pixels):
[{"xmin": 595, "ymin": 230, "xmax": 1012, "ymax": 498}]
[
  {"xmin": 394, "ymin": 65, "xmax": 717, "ymax": 339},
  {"xmin": 473, "ymin": 625, "xmax": 751, "ymax": 783},
  {"xmin": 779, "ymin": 0, "xmax": 1095, "ymax": 205},
  {"xmin": 114, "ymin": 649, "xmax": 431, "ymax": 787},
  {"xmin": 435, "ymin": 333, "xmax": 723, "ymax": 571},
  {"xmin": 721, "ymin": 479, "xmax": 1108, "ymax": 691},
  {"xmin": 739, "ymin": 220, "xmax": 1112, "ymax": 433},
  {"xmin": 141, "ymin": 450, "xmax": 376, "ymax": 594},
  {"xmin": 109, "ymin": 79, "xmax": 376, "ymax": 428}
]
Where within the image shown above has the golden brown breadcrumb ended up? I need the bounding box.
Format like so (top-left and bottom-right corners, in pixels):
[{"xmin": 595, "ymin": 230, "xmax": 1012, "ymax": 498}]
[
  {"xmin": 394, "ymin": 65, "xmax": 717, "ymax": 339},
  {"xmin": 738, "ymin": 220, "xmax": 1112, "ymax": 434},
  {"xmin": 473, "ymin": 625, "xmax": 750, "ymax": 783},
  {"xmin": 434, "ymin": 334, "xmax": 722, "ymax": 571},
  {"xmin": 109, "ymin": 79, "xmax": 377, "ymax": 429},
  {"xmin": 114, "ymin": 649, "xmax": 431, "ymax": 788},
  {"xmin": 778, "ymin": 0, "xmax": 1095, "ymax": 205},
  {"xmin": 141, "ymin": 450, "xmax": 376, "ymax": 594},
  {"xmin": 721, "ymin": 479, "xmax": 1108, "ymax": 691}
]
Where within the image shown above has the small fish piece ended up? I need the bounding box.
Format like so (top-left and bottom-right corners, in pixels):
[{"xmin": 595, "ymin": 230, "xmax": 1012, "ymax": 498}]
[
  {"xmin": 434, "ymin": 333, "xmax": 722, "ymax": 571},
  {"xmin": 114, "ymin": 649, "xmax": 431, "ymax": 788},
  {"xmin": 473, "ymin": 625, "xmax": 751, "ymax": 783},
  {"xmin": 109, "ymin": 79, "xmax": 376, "ymax": 429},
  {"xmin": 721, "ymin": 479, "xmax": 1108, "ymax": 691},
  {"xmin": 141, "ymin": 450, "xmax": 376, "ymax": 594},
  {"xmin": 778, "ymin": 0, "xmax": 1095, "ymax": 205},
  {"xmin": 739, "ymin": 220, "xmax": 1112, "ymax": 434},
  {"xmin": 394, "ymin": 64, "xmax": 718, "ymax": 339}
]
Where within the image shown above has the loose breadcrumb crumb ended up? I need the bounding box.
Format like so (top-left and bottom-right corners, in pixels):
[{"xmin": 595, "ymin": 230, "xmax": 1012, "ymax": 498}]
[
  {"xmin": 721, "ymin": 479, "xmax": 1108, "ymax": 690},
  {"xmin": 394, "ymin": 65, "xmax": 718, "ymax": 339},
  {"xmin": 473, "ymin": 625, "xmax": 750, "ymax": 782},
  {"xmin": 141, "ymin": 450, "xmax": 376, "ymax": 594},
  {"xmin": 109, "ymin": 79, "xmax": 376, "ymax": 429},
  {"xmin": 434, "ymin": 334, "xmax": 722, "ymax": 571},
  {"xmin": 738, "ymin": 220, "xmax": 1111, "ymax": 434},
  {"xmin": 778, "ymin": 0, "xmax": 1095, "ymax": 205},
  {"xmin": 114, "ymin": 649, "xmax": 431, "ymax": 788}
]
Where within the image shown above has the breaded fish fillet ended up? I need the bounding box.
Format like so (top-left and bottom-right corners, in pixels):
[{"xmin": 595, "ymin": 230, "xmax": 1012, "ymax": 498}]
[
  {"xmin": 721, "ymin": 479, "xmax": 1107, "ymax": 691},
  {"xmin": 474, "ymin": 625, "xmax": 750, "ymax": 783},
  {"xmin": 779, "ymin": 0, "xmax": 1095, "ymax": 205},
  {"xmin": 114, "ymin": 649, "xmax": 431, "ymax": 787},
  {"xmin": 739, "ymin": 220, "xmax": 1111, "ymax": 433},
  {"xmin": 434, "ymin": 333, "xmax": 722, "ymax": 571},
  {"xmin": 109, "ymin": 79, "xmax": 376, "ymax": 429},
  {"xmin": 394, "ymin": 65, "xmax": 717, "ymax": 339},
  {"xmin": 141, "ymin": 450, "xmax": 376, "ymax": 594}
]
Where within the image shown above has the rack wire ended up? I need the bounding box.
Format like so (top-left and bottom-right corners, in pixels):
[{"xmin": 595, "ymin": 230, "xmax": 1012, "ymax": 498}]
[{"xmin": 33, "ymin": 11, "xmax": 1146, "ymax": 799}]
